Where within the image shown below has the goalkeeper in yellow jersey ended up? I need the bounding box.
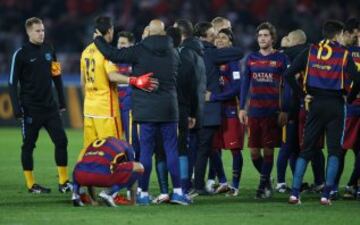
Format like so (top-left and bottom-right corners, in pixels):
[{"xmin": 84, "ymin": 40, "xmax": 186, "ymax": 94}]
[{"xmin": 79, "ymin": 16, "xmax": 158, "ymax": 160}]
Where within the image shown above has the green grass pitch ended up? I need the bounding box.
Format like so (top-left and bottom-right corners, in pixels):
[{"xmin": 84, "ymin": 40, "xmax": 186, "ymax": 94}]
[{"xmin": 0, "ymin": 127, "xmax": 359, "ymax": 225}]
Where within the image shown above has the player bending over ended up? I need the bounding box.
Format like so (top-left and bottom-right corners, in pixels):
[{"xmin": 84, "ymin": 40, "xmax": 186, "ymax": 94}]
[{"xmin": 72, "ymin": 137, "xmax": 144, "ymax": 207}]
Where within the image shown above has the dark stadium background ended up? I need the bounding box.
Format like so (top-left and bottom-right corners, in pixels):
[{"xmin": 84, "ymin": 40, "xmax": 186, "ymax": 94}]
[
  {"xmin": 1, "ymin": 0, "xmax": 359, "ymax": 75},
  {"xmin": 0, "ymin": 0, "xmax": 359, "ymax": 127},
  {"xmin": 0, "ymin": 2, "xmax": 360, "ymax": 224}
]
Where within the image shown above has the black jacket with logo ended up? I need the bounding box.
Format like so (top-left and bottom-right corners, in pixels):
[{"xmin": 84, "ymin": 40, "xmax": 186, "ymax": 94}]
[{"xmin": 8, "ymin": 41, "xmax": 66, "ymax": 117}]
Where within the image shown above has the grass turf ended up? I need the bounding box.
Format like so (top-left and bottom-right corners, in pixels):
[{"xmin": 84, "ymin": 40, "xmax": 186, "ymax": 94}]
[{"xmin": 0, "ymin": 127, "xmax": 359, "ymax": 225}]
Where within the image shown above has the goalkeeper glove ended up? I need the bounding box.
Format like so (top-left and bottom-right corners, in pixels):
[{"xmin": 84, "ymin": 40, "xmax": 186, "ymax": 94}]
[{"xmin": 129, "ymin": 72, "xmax": 158, "ymax": 92}]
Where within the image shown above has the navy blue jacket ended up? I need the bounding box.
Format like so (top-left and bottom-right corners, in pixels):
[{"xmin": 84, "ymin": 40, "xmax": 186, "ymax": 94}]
[{"xmin": 201, "ymin": 41, "xmax": 243, "ymax": 126}]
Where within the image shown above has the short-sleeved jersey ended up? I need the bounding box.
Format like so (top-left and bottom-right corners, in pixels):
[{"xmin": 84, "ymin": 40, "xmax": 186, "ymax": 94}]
[{"xmin": 81, "ymin": 42, "xmax": 119, "ymax": 117}]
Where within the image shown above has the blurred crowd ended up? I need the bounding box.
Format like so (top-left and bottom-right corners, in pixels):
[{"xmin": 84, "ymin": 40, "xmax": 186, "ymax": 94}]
[{"xmin": 0, "ymin": 0, "xmax": 359, "ymax": 75}]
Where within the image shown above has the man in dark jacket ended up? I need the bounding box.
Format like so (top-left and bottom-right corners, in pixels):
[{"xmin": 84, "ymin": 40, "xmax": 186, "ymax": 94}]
[
  {"xmin": 94, "ymin": 19, "xmax": 188, "ymax": 205},
  {"xmin": 191, "ymin": 21, "xmax": 244, "ymax": 195},
  {"xmin": 175, "ymin": 20, "xmax": 208, "ymax": 195},
  {"xmin": 151, "ymin": 21, "xmax": 207, "ymax": 203},
  {"xmin": 276, "ymin": 29, "xmax": 325, "ymax": 193},
  {"xmin": 8, "ymin": 17, "xmax": 71, "ymax": 194},
  {"xmin": 175, "ymin": 19, "xmax": 206, "ymax": 194},
  {"xmin": 175, "ymin": 19, "xmax": 206, "ymax": 129}
]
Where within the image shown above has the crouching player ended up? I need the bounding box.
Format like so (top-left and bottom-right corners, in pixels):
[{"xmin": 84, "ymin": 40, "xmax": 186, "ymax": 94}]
[{"xmin": 72, "ymin": 137, "xmax": 144, "ymax": 207}]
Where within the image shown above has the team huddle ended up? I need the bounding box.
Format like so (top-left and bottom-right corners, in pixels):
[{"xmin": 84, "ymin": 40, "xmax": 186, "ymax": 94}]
[{"xmin": 8, "ymin": 15, "xmax": 360, "ymax": 207}]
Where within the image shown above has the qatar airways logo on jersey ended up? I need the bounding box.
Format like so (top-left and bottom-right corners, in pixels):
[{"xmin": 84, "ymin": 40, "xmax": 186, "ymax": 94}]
[{"xmin": 252, "ymin": 72, "xmax": 274, "ymax": 82}]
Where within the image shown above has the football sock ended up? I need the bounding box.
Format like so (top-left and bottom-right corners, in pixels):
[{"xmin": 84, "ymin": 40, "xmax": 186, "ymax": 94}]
[
  {"xmin": 231, "ymin": 150, "xmax": 243, "ymax": 189},
  {"xmin": 277, "ymin": 145, "xmax": 289, "ymax": 184},
  {"xmin": 323, "ymin": 155, "xmax": 339, "ymax": 198},
  {"xmin": 57, "ymin": 166, "xmax": 69, "ymax": 184},
  {"xmin": 292, "ymin": 157, "xmax": 308, "ymax": 197},
  {"xmin": 179, "ymin": 156, "xmax": 189, "ymax": 193},
  {"xmin": 251, "ymin": 155, "xmax": 263, "ymax": 174},
  {"xmin": 259, "ymin": 154, "xmax": 273, "ymax": 190},
  {"xmin": 334, "ymin": 150, "xmax": 345, "ymax": 186},
  {"xmin": 24, "ymin": 170, "xmax": 35, "ymax": 189}
]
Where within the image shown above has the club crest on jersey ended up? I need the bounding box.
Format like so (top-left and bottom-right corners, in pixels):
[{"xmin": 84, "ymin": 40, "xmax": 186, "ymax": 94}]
[
  {"xmin": 45, "ymin": 53, "xmax": 52, "ymax": 61},
  {"xmin": 270, "ymin": 61, "xmax": 277, "ymax": 67}
]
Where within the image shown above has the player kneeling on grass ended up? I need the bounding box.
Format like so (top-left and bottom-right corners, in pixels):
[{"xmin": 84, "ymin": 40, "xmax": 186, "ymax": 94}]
[{"xmin": 72, "ymin": 137, "xmax": 144, "ymax": 207}]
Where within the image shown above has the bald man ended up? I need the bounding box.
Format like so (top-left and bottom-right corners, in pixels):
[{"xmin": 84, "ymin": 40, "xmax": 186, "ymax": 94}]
[
  {"xmin": 149, "ymin": 19, "xmax": 166, "ymax": 35},
  {"xmin": 276, "ymin": 29, "xmax": 325, "ymax": 193},
  {"xmin": 94, "ymin": 19, "xmax": 189, "ymax": 205},
  {"xmin": 287, "ymin": 29, "xmax": 307, "ymax": 47}
]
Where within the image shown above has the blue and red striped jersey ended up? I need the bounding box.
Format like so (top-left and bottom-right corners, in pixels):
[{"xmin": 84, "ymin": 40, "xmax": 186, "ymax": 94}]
[
  {"xmin": 240, "ymin": 50, "xmax": 290, "ymax": 117},
  {"xmin": 211, "ymin": 60, "xmax": 241, "ymax": 118},
  {"xmin": 76, "ymin": 137, "xmax": 135, "ymax": 175},
  {"xmin": 117, "ymin": 63, "xmax": 132, "ymax": 111},
  {"xmin": 347, "ymin": 46, "xmax": 360, "ymax": 117},
  {"xmin": 304, "ymin": 40, "xmax": 350, "ymax": 92}
]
